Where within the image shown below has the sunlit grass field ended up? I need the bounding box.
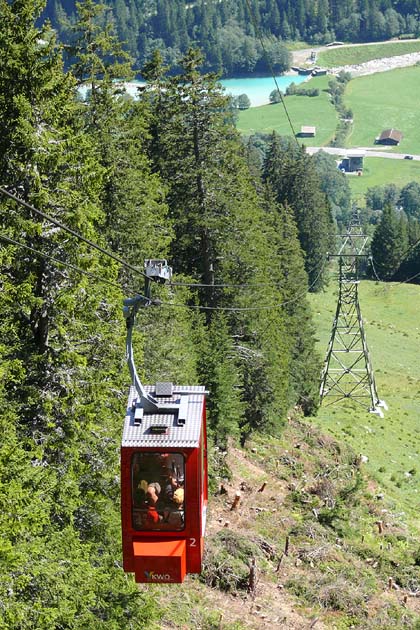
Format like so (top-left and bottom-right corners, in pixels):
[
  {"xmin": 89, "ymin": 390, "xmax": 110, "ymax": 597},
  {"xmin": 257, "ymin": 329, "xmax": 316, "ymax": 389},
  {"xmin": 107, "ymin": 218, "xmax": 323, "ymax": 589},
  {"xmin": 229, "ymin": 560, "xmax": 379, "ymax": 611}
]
[
  {"xmin": 347, "ymin": 157, "xmax": 420, "ymax": 202},
  {"xmin": 236, "ymin": 76, "xmax": 337, "ymax": 145},
  {"xmin": 237, "ymin": 64, "xmax": 420, "ymax": 203},
  {"xmin": 344, "ymin": 65, "xmax": 420, "ymax": 153},
  {"xmin": 309, "ymin": 279, "xmax": 420, "ymax": 526},
  {"xmin": 318, "ymin": 40, "xmax": 420, "ymax": 67}
]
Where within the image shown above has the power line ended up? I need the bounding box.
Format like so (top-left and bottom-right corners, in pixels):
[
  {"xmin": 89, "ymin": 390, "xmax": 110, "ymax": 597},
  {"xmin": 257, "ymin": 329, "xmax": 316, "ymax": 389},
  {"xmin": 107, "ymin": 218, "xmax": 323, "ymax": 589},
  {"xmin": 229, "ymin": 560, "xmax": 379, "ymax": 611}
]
[
  {"xmin": 0, "ymin": 186, "xmax": 148, "ymax": 281},
  {"xmin": 162, "ymin": 257, "xmax": 328, "ymax": 312},
  {"xmin": 0, "ymin": 232, "xmax": 132, "ymax": 292},
  {"xmin": 170, "ymin": 256, "xmax": 327, "ymax": 293},
  {"xmin": 170, "ymin": 280, "xmax": 282, "ymax": 288},
  {"xmin": 244, "ymin": 0, "xmax": 299, "ymax": 144}
]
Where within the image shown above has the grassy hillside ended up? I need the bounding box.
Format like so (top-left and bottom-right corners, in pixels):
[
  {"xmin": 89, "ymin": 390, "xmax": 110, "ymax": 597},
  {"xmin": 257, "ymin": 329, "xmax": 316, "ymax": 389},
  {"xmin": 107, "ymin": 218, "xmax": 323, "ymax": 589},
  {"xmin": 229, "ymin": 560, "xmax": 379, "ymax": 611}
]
[
  {"xmin": 236, "ymin": 76, "xmax": 337, "ymax": 145},
  {"xmin": 147, "ymin": 282, "xmax": 420, "ymax": 630},
  {"xmin": 347, "ymin": 157, "xmax": 420, "ymax": 201},
  {"xmin": 310, "ymin": 279, "xmax": 420, "ymax": 528},
  {"xmin": 344, "ymin": 65, "xmax": 420, "ymax": 153},
  {"xmin": 237, "ymin": 65, "xmax": 420, "ymax": 206},
  {"xmin": 318, "ymin": 40, "xmax": 420, "ymax": 68}
]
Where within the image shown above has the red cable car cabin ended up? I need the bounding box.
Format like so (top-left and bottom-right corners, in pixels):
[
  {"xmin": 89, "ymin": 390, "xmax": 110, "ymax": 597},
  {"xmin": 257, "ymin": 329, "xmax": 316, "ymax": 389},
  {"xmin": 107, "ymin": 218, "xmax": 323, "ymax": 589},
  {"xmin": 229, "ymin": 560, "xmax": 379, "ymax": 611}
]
[{"xmin": 121, "ymin": 381, "xmax": 208, "ymax": 584}]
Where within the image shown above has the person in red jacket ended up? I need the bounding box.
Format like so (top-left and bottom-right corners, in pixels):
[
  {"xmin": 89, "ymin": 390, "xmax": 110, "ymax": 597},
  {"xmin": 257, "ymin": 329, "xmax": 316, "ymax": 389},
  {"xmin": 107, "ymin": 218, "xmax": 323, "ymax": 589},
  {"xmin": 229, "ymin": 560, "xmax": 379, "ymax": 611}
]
[{"xmin": 143, "ymin": 483, "xmax": 161, "ymax": 528}]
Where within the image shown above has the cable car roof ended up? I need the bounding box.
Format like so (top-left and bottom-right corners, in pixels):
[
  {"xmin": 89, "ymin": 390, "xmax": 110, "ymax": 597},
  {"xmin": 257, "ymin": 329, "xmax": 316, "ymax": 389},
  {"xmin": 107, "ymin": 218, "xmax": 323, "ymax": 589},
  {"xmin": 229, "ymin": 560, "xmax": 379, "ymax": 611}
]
[{"xmin": 122, "ymin": 384, "xmax": 206, "ymax": 448}]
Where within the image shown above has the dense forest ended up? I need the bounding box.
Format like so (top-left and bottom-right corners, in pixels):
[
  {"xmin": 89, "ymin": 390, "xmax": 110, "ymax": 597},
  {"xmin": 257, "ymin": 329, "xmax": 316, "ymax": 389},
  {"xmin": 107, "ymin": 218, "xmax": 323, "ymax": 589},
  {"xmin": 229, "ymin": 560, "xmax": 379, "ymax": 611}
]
[
  {"xmin": 42, "ymin": 0, "xmax": 420, "ymax": 75},
  {"xmin": 3, "ymin": 0, "xmax": 420, "ymax": 626},
  {"xmin": 0, "ymin": 0, "xmax": 340, "ymax": 625}
]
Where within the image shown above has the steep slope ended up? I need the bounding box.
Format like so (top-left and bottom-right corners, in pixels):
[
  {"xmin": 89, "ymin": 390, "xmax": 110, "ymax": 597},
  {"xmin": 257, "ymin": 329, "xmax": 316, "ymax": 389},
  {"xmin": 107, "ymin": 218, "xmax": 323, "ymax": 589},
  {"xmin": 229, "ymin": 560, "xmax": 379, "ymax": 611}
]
[{"xmin": 146, "ymin": 413, "xmax": 420, "ymax": 629}]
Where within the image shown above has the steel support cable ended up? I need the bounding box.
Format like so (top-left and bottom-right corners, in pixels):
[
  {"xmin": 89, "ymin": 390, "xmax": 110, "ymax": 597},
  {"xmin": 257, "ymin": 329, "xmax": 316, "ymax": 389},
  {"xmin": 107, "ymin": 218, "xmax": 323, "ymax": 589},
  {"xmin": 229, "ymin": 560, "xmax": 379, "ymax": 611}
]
[
  {"xmin": 0, "ymin": 231, "xmax": 328, "ymax": 313},
  {"xmin": 171, "ymin": 256, "xmax": 327, "ymax": 291},
  {"xmin": 369, "ymin": 234, "xmax": 420, "ymax": 285},
  {"xmin": 161, "ymin": 256, "xmax": 328, "ymax": 312},
  {"xmin": 242, "ymin": 0, "xmax": 323, "ymax": 300},
  {"xmin": 369, "ymin": 256, "xmax": 382, "ymax": 282},
  {"xmin": 371, "ymin": 255, "xmax": 420, "ymax": 286},
  {"xmin": 0, "ymin": 232, "xmax": 137, "ymax": 293},
  {"xmin": 170, "ymin": 280, "xmax": 286, "ymax": 288},
  {"xmin": 0, "ymin": 234, "xmax": 321, "ymax": 312},
  {"xmin": 243, "ymin": 0, "xmax": 299, "ymax": 145},
  {"xmin": 0, "ymin": 186, "xmax": 149, "ymax": 281}
]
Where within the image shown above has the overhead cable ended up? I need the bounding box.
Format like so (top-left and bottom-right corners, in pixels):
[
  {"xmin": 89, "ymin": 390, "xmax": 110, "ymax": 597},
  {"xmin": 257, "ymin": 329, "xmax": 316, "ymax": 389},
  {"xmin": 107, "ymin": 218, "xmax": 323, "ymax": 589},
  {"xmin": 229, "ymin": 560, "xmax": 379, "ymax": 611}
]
[
  {"xmin": 370, "ymin": 254, "xmax": 420, "ymax": 287},
  {"xmin": 170, "ymin": 254, "xmax": 328, "ymax": 292},
  {"xmin": 161, "ymin": 257, "xmax": 328, "ymax": 312},
  {"xmin": 0, "ymin": 186, "xmax": 148, "ymax": 281},
  {"xmin": 244, "ymin": 0, "xmax": 299, "ymax": 144},
  {"xmin": 0, "ymin": 232, "xmax": 131, "ymax": 292}
]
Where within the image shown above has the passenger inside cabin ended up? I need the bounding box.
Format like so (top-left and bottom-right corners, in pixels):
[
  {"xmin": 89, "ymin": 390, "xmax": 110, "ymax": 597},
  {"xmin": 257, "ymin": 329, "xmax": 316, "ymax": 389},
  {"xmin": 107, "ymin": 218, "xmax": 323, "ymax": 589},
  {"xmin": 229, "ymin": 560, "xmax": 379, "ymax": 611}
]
[
  {"xmin": 131, "ymin": 452, "xmax": 185, "ymax": 530},
  {"xmin": 143, "ymin": 483, "xmax": 162, "ymax": 528},
  {"xmin": 162, "ymin": 487, "xmax": 184, "ymax": 529}
]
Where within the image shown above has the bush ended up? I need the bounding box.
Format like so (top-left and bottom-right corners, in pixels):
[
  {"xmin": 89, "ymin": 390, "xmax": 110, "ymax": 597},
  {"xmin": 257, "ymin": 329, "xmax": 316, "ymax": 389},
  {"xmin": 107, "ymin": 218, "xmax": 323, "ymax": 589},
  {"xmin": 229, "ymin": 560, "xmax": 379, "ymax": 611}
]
[
  {"xmin": 285, "ymin": 84, "xmax": 319, "ymax": 97},
  {"xmin": 235, "ymin": 93, "xmax": 251, "ymax": 110},
  {"xmin": 201, "ymin": 530, "xmax": 261, "ymax": 593},
  {"xmin": 269, "ymin": 88, "xmax": 282, "ymax": 103},
  {"xmin": 287, "ymin": 565, "xmax": 375, "ymax": 617}
]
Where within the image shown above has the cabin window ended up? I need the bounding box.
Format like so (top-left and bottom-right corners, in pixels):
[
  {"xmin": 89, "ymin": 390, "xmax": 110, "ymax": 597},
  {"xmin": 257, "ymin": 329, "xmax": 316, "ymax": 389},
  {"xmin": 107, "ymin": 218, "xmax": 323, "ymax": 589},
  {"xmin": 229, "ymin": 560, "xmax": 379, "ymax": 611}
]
[{"xmin": 131, "ymin": 452, "xmax": 185, "ymax": 531}]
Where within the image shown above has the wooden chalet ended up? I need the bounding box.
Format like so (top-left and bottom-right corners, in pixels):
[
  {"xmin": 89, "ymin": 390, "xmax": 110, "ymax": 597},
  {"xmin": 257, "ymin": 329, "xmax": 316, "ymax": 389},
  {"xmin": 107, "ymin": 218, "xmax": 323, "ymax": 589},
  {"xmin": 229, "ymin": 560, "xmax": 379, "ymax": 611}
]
[{"xmin": 376, "ymin": 129, "xmax": 403, "ymax": 145}]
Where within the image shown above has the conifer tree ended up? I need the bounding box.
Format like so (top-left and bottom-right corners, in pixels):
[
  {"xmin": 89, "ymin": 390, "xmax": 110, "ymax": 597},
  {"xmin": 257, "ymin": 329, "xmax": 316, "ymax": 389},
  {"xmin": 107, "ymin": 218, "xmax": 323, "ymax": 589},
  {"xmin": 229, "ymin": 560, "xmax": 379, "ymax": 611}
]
[
  {"xmin": 140, "ymin": 50, "xmax": 309, "ymax": 441},
  {"xmin": 69, "ymin": 1, "xmax": 171, "ymax": 287},
  {"xmin": 265, "ymin": 194, "xmax": 321, "ymax": 414},
  {"xmin": 263, "ymin": 133, "xmax": 334, "ymax": 291},
  {"xmin": 370, "ymin": 204, "xmax": 408, "ymax": 280},
  {"xmin": 0, "ymin": 0, "xmax": 162, "ymax": 625}
]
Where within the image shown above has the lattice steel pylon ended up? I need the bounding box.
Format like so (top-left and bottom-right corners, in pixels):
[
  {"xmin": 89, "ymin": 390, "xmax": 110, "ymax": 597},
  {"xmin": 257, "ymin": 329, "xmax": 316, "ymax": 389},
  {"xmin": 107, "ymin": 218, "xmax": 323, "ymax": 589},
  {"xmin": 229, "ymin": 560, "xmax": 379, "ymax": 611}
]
[{"xmin": 319, "ymin": 210, "xmax": 388, "ymax": 417}]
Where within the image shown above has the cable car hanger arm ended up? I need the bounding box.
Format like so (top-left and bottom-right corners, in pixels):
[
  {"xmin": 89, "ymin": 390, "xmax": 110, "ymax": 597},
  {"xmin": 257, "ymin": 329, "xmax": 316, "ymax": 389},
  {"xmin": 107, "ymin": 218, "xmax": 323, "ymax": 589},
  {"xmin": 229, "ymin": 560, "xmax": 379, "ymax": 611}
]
[
  {"xmin": 123, "ymin": 260, "xmax": 188, "ymax": 417},
  {"xmin": 123, "ymin": 294, "xmax": 159, "ymax": 412}
]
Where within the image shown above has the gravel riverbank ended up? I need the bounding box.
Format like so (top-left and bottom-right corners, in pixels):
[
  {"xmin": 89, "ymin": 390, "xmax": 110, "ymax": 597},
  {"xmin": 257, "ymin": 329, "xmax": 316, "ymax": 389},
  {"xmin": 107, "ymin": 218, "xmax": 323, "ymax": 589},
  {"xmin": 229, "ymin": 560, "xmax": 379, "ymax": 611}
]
[{"xmin": 332, "ymin": 52, "xmax": 420, "ymax": 77}]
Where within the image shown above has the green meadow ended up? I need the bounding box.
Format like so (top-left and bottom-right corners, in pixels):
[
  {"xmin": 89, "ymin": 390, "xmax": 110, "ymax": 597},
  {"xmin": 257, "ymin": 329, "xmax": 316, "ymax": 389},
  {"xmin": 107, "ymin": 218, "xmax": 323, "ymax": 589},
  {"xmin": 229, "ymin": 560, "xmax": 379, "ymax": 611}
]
[
  {"xmin": 237, "ymin": 64, "xmax": 420, "ymax": 201},
  {"xmin": 309, "ymin": 279, "xmax": 420, "ymax": 526},
  {"xmin": 345, "ymin": 65, "xmax": 420, "ymax": 153},
  {"xmin": 347, "ymin": 157, "xmax": 420, "ymax": 201},
  {"xmin": 318, "ymin": 40, "xmax": 420, "ymax": 67},
  {"xmin": 236, "ymin": 76, "xmax": 337, "ymax": 145}
]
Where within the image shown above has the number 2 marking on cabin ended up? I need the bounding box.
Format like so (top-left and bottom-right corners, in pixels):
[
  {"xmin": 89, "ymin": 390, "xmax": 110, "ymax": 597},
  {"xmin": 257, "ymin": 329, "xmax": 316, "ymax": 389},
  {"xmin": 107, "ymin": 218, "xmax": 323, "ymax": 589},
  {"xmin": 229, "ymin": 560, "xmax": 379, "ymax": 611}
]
[{"xmin": 189, "ymin": 537, "xmax": 197, "ymax": 547}]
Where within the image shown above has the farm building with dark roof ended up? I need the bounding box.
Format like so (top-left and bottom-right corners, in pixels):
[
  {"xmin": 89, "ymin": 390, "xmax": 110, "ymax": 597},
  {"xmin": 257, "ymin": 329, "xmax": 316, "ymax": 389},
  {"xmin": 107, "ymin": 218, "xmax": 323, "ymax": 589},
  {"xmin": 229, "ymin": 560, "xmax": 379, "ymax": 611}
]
[{"xmin": 376, "ymin": 129, "xmax": 403, "ymax": 145}]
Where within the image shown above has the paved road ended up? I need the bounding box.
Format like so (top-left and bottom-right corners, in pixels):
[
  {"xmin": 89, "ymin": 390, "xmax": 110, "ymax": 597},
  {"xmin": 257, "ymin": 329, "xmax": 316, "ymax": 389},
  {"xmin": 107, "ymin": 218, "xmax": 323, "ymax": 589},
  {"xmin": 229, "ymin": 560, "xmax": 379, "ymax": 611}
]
[{"xmin": 305, "ymin": 146, "xmax": 420, "ymax": 160}]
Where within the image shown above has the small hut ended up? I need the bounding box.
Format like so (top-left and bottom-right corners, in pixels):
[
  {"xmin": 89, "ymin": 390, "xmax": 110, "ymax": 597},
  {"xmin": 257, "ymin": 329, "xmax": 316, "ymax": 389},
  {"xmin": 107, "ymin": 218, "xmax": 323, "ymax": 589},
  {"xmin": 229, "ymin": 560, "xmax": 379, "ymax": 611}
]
[
  {"xmin": 340, "ymin": 150, "xmax": 365, "ymax": 173},
  {"xmin": 297, "ymin": 126, "xmax": 316, "ymax": 137},
  {"xmin": 376, "ymin": 129, "xmax": 403, "ymax": 145}
]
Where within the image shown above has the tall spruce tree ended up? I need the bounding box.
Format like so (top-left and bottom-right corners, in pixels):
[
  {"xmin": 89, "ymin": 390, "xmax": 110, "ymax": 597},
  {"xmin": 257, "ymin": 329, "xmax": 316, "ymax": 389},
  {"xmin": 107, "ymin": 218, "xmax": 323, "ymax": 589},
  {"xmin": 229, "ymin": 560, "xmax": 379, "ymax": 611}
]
[
  {"xmin": 264, "ymin": 193, "xmax": 321, "ymax": 415},
  {"xmin": 263, "ymin": 133, "xmax": 335, "ymax": 291},
  {"xmin": 0, "ymin": 0, "xmax": 162, "ymax": 625},
  {"xmin": 370, "ymin": 204, "xmax": 408, "ymax": 280},
  {"xmin": 69, "ymin": 0, "xmax": 172, "ymax": 288},
  {"xmin": 140, "ymin": 49, "xmax": 318, "ymax": 441}
]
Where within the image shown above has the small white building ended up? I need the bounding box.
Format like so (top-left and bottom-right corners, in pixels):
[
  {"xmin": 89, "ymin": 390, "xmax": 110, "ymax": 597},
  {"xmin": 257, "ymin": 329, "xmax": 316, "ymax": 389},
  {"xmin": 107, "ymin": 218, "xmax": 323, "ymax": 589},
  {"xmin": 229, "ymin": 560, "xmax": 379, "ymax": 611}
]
[{"xmin": 298, "ymin": 126, "xmax": 316, "ymax": 137}]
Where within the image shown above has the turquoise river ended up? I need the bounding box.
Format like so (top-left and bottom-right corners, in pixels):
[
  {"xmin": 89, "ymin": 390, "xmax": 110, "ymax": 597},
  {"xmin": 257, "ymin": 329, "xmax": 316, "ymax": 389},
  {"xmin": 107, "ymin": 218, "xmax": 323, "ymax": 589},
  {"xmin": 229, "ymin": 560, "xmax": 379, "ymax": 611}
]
[{"xmin": 113, "ymin": 73, "xmax": 309, "ymax": 108}]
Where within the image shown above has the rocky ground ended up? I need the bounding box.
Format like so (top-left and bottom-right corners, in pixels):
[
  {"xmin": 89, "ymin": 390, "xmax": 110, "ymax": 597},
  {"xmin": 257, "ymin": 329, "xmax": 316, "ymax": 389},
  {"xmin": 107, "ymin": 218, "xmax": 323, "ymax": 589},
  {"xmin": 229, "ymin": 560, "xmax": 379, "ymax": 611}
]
[
  {"xmin": 292, "ymin": 45, "xmax": 420, "ymax": 77},
  {"xmin": 333, "ymin": 51, "xmax": 420, "ymax": 77}
]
